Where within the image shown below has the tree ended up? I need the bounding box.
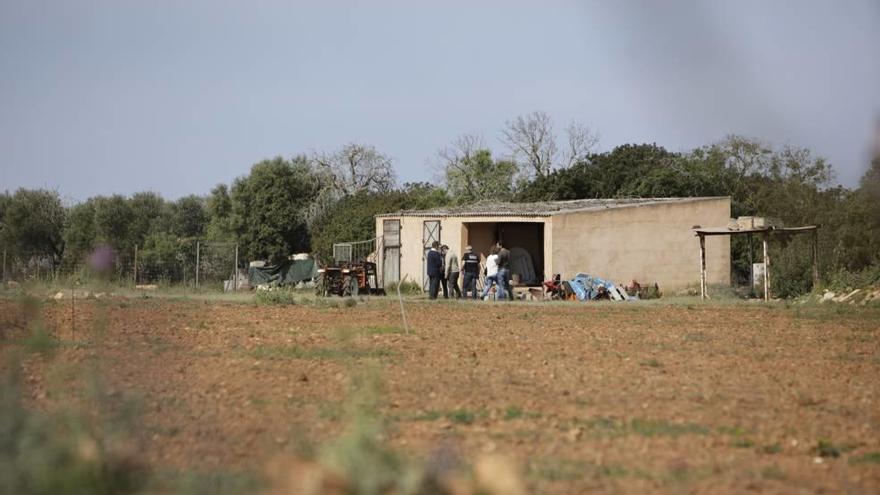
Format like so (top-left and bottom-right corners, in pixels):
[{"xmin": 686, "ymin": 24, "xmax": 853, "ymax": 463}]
[
  {"xmin": 501, "ymin": 111, "xmax": 558, "ymax": 179},
  {"xmin": 313, "ymin": 144, "xmax": 396, "ymax": 196},
  {"xmin": 309, "ymin": 185, "xmax": 450, "ymax": 262},
  {"xmin": 92, "ymin": 195, "xmax": 134, "ymax": 253},
  {"xmin": 62, "ymin": 200, "xmax": 97, "ymax": 266},
  {"xmin": 168, "ymin": 195, "xmax": 207, "ymax": 239},
  {"xmin": 562, "ymin": 121, "xmax": 600, "ymax": 169},
  {"xmin": 230, "ymin": 156, "xmax": 324, "ymax": 262},
  {"xmin": 128, "ymin": 192, "xmax": 165, "ymax": 246},
  {"xmin": 0, "ymin": 189, "xmax": 66, "ymax": 263},
  {"xmin": 206, "ymin": 184, "xmax": 234, "ymax": 241},
  {"xmin": 437, "ymin": 134, "xmax": 517, "ymax": 204}
]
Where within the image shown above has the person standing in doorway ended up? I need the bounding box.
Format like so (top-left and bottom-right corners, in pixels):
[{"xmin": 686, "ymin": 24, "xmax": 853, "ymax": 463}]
[
  {"xmin": 481, "ymin": 246, "xmax": 504, "ymax": 300},
  {"xmin": 439, "ymin": 245, "xmax": 449, "ymax": 299},
  {"xmin": 496, "ymin": 243, "xmax": 514, "ymax": 301},
  {"xmin": 444, "ymin": 244, "xmax": 461, "ymax": 298},
  {"xmin": 427, "ymin": 241, "xmax": 443, "ymax": 300},
  {"xmin": 461, "ymin": 245, "xmax": 480, "ymax": 299}
]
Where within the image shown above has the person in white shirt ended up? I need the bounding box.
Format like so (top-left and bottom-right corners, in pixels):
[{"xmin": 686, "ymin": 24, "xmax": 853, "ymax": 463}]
[{"xmin": 480, "ymin": 246, "xmax": 505, "ymax": 300}]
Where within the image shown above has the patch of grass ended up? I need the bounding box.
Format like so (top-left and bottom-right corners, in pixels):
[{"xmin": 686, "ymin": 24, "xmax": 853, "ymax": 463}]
[
  {"xmin": 761, "ymin": 443, "xmax": 783, "ymax": 454},
  {"xmin": 410, "ymin": 410, "xmax": 443, "ymax": 421},
  {"xmin": 319, "ymin": 401, "xmax": 344, "ymax": 420},
  {"xmin": 683, "ymin": 331, "xmax": 711, "ymax": 342},
  {"xmin": 254, "ymin": 289, "xmax": 298, "ymax": 306},
  {"xmin": 640, "ymin": 358, "xmax": 662, "ymax": 368},
  {"xmin": 247, "ymin": 345, "xmax": 394, "ymax": 361},
  {"xmin": 760, "ymin": 465, "xmax": 786, "ymax": 480},
  {"xmin": 731, "ymin": 438, "xmax": 755, "ymax": 448},
  {"xmin": 812, "ymin": 439, "xmax": 842, "ymax": 458},
  {"xmin": 447, "ymin": 409, "xmax": 476, "ymax": 425},
  {"xmin": 502, "ymin": 406, "xmax": 540, "ymax": 420},
  {"xmin": 577, "ymin": 416, "xmax": 708, "ymax": 438},
  {"xmin": 629, "ymin": 418, "xmax": 708, "ymax": 437},
  {"xmin": 528, "ymin": 459, "xmax": 589, "ymax": 481},
  {"xmin": 849, "ymin": 452, "xmax": 880, "ymax": 465}
]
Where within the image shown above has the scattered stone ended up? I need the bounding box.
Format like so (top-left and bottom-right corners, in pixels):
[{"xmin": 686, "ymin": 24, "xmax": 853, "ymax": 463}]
[
  {"xmin": 53, "ymin": 291, "xmax": 65, "ymax": 300},
  {"xmin": 821, "ymin": 291, "xmax": 835, "ymax": 302},
  {"xmin": 298, "ymin": 373, "xmax": 309, "ymax": 382},
  {"xmin": 566, "ymin": 427, "xmax": 583, "ymax": 442},
  {"xmin": 135, "ymin": 284, "xmax": 158, "ymax": 290}
]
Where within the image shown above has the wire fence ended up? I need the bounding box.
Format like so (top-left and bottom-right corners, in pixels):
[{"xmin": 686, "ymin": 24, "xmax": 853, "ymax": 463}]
[{"xmin": 2, "ymin": 241, "xmax": 241, "ymax": 291}]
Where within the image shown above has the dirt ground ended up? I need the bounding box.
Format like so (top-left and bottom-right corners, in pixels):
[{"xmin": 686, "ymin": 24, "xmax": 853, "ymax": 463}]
[{"xmin": 2, "ymin": 294, "xmax": 880, "ymax": 494}]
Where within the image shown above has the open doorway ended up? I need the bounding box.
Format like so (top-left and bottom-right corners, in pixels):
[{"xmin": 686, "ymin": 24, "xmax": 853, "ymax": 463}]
[{"xmin": 463, "ymin": 221, "xmax": 544, "ymax": 285}]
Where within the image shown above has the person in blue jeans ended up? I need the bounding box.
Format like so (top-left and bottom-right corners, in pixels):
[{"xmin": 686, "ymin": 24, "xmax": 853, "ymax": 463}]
[
  {"xmin": 481, "ymin": 246, "xmax": 505, "ymax": 300},
  {"xmin": 496, "ymin": 243, "xmax": 513, "ymax": 301}
]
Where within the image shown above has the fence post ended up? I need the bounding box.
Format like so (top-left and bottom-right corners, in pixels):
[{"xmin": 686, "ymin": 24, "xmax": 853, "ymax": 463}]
[
  {"xmin": 195, "ymin": 241, "xmax": 200, "ymax": 288},
  {"xmin": 233, "ymin": 244, "xmax": 239, "ymax": 292},
  {"xmin": 133, "ymin": 245, "xmax": 138, "ymax": 287},
  {"xmin": 2, "ymin": 248, "xmax": 5, "ymax": 283}
]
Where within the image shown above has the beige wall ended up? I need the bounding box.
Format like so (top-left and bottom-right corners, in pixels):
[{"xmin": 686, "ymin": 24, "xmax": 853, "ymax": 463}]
[
  {"xmin": 550, "ymin": 198, "xmax": 730, "ymax": 289},
  {"xmin": 375, "ymin": 198, "xmax": 729, "ymax": 291}
]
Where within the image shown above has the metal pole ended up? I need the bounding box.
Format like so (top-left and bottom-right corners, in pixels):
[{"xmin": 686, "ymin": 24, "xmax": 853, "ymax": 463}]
[
  {"xmin": 762, "ymin": 235, "xmax": 770, "ymax": 301},
  {"xmin": 195, "ymin": 241, "xmax": 200, "ymax": 288},
  {"xmin": 699, "ymin": 234, "xmax": 707, "ymax": 300},
  {"xmin": 811, "ymin": 229, "xmax": 819, "ymax": 289},
  {"xmin": 233, "ymin": 244, "xmax": 239, "ymax": 292},
  {"xmin": 133, "ymin": 245, "xmax": 138, "ymax": 287}
]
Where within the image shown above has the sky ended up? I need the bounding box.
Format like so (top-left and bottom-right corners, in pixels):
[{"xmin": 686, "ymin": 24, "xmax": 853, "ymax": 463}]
[{"xmin": 2, "ymin": 0, "xmax": 879, "ymax": 203}]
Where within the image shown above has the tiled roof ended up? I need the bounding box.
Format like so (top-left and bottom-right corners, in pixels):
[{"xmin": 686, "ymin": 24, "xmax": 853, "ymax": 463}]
[{"xmin": 376, "ymin": 197, "xmax": 727, "ymax": 218}]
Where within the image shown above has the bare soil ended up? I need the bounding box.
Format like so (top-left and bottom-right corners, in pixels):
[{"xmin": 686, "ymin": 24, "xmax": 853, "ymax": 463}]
[{"xmin": 2, "ymin": 295, "xmax": 880, "ymax": 494}]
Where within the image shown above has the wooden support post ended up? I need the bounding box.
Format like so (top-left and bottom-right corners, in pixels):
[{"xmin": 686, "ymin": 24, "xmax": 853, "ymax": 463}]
[
  {"xmin": 762, "ymin": 235, "xmax": 770, "ymax": 301},
  {"xmin": 747, "ymin": 233, "xmax": 754, "ymax": 294},
  {"xmin": 195, "ymin": 241, "xmax": 200, "ymax": 288},
  {"xmin": 699, "ymin": 234, "xmax": 707, "ymax": 300},
  {"xmin": 811, "ymin": 229, "xmax": 819, "ymax": 288},
  {"xmin": 233, "ymin": 244, "xmax": 239, "ymax": 292}
]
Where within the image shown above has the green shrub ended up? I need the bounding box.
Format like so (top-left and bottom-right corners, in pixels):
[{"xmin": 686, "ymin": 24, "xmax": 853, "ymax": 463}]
[
  {"xmin": 384, "ymin": 280, "xmax": 422, "ymax": 295},
  {"xmin": 254, "ymin": 289, "xmax": 298, "ymax": 306}
]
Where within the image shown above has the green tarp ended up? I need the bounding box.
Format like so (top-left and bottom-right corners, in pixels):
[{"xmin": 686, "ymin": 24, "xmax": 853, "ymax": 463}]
[{"xmin": 248, "ymin": 259, "xmax": 317, "ymax": 286}]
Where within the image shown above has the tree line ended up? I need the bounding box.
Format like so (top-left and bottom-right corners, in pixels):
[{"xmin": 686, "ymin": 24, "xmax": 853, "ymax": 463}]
[{"xmin": 2, "ymin": 111, "xmax": 878, "ymax": 296}]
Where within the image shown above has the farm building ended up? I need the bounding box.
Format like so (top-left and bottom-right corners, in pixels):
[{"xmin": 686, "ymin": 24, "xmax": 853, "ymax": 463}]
[{"xmin": 374, "ymin": 197, "xmax": 731, "ymax": 292}]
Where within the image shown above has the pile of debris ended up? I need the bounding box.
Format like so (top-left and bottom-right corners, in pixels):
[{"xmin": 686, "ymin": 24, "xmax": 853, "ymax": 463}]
[
  {"xmin": 541, "ymin": 273, "xmax": 660, "ymax": 302},
  {"xmin": 817, "ymin": 288, "xmax": 880, "ymax": 306}
]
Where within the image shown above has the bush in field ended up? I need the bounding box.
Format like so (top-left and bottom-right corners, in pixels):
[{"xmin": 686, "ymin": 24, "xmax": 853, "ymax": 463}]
[{"xmin": 254, "ymin": 289, "xmax": 298, "ymax": 306}]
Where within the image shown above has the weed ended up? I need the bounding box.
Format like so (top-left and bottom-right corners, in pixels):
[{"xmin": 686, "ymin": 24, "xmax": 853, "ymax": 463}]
[
  {"xmin": 504, "ymin": 406, "xmax": 523, "ymax": 420},
  {"xmin": 254, "ymin": 290, "xmax": 297, "ymax": 306},
  {"xmin": 629, "ymin": 418, "xmax": 708, "ymax": 437},
  {"xmin": 247, "ymin": 345, "xmax": 394, "ymax": 361},
  {"xmin": 640, "ymin": 358, "xmax": 662, "ymax": 368},
  {"xmin": 146, "ymin": 469, "xmax": 264, "ymax": 495},
  {"xmin": 447, "ymin": 409, "xmax": 475, "ymax": 425},
  {"xmin": 761, "ymin": 443, "xmax": 783, "ymax": 454},
  {"xmin": 731, "ymin": 438, "xmax": 755, "ymax": 448},
  {"xmin": 813, "ymin": 439, "xmax": 841, "ymax": 458},
  {"xmin": 411, "ymin": 410, "xmax": 442, "ymax": 421},
  {"xmin": 849, "ymin": 452, "xmax": 880, "ymax": 465},
  {"xmin": 760, "ymin": 465, "xmax": 786, "ymax": 480}
]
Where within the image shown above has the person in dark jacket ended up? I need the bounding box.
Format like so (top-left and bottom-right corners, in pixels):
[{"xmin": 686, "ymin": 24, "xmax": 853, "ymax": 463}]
[
  {"xmin": 461, "ymin": 245, "xmax": 481, "ymax": 299},
  {"xmin": 496, "ymin": 243, "xmax": 514, "ymax": 301},
  {"xmin": 426, "ymin": 241, "xmax": 443, "ymax": 299}
]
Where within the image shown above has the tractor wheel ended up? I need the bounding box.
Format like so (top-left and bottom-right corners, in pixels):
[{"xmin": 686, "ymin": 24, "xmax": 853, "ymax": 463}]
[{"xmin": 342, "ymin": 275, "xmax": 353, "ymax": 297}]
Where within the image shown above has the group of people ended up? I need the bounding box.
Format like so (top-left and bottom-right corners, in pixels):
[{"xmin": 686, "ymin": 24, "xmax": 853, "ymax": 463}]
[{"xmin": 426, "ymin": 241, "xmax": 514, "ymax": 301}]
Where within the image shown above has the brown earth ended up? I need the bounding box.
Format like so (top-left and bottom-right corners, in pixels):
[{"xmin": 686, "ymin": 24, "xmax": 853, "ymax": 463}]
[{"xmin": 2, "ymin": 295, "xmax": 880, "ymax": 494}]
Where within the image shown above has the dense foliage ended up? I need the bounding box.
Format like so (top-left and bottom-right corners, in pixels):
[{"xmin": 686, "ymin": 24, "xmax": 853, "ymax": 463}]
[{"xmin": 1, "ymin": 132, "xmax": 877, "ymax": 296}]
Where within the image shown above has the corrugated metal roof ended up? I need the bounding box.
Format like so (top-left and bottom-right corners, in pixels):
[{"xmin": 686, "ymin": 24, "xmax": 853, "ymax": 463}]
[{"xmin": 376, "ymin": 197, "xmax": 727, "ymax": 218}]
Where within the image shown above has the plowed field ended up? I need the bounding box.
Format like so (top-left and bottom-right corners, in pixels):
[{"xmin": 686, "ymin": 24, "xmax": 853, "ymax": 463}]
[{"xmin": 3, "ymin": 295, "xmax": 879, "ymax": 494}]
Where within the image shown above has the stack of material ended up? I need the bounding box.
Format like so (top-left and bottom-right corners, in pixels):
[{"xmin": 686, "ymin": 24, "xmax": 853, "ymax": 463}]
[{"xmin": 567, "ymin": 273, "xmax": 631, "ymax": 301}]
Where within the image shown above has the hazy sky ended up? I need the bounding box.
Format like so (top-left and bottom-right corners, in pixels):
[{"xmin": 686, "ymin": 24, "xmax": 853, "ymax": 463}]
[{"xmin": 2, "ymin": 0, "xmax": 878, "ymax": 202}]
